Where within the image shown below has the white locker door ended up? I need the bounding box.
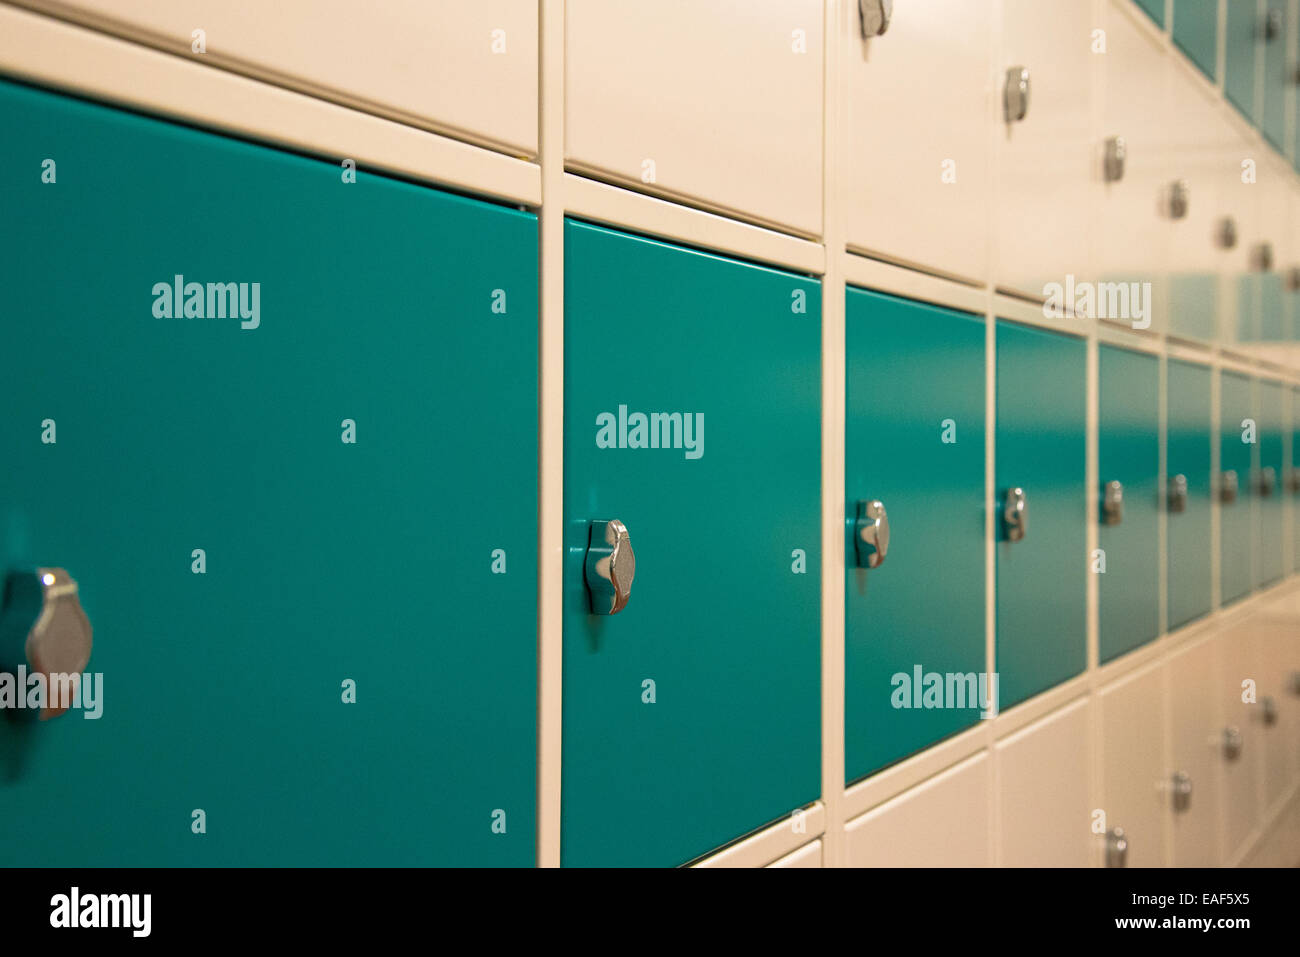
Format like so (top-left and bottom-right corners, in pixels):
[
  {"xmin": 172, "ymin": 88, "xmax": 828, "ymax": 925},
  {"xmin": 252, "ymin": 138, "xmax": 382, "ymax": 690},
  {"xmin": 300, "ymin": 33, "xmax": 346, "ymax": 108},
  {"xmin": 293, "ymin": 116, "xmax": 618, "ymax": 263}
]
[
  {"xmin": 997, "ymin": 700, "xmax": 1095, "ymax": 867},
  {"xmin": 1167, "ymin": 635, "xmax": 1224, "ymax": 867},
  {"xmin": 565, "ymin": 0, "xmax": 824, "ymax": 236},
  {"xmin": 1217, "ymin": 623, "xmax": 1263, "ymax": 862},
  {"xmin": 843, "ymin": 0, "xmax": 994, "ymax": 282},
  {"xmin": 845, "ymin": 753, "xmax": 991, "ymax": 867},
  {"xmin": 1097, "ymin": 662, "xmax": 1169, "ymax": 867},
  {"xmin": 995, "ymin": 0, "xmax": 1097, "ymax": 300},
  {"xmin": 14, "ymin": 0, "xmax": 540, "ymax": 156},
  {"xmin": 1256, "ymin": 618, "xmax": 1299, "ymax": 810}
]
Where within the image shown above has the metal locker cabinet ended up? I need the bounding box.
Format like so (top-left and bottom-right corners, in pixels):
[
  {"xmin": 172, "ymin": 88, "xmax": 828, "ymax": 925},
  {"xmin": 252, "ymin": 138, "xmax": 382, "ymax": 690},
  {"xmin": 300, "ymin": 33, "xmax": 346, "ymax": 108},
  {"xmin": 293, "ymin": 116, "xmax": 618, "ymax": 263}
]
[
  {"xmin": 1257, "ymin": 380, "xmax": 1286, "ymax": 585},
  {"xmin": 843, "ymin": 0, "xmax": 993, "ymax": 283},
  {"xmin": 1219, "ymin": 370, "xmax": 1255, "ymax": 605},
  {"xmin": 0, "ymin": 81, "xmax": 539, "ymax": 865},
  {"xmin": 1224, "ymin": 0, "xmax": 1261, "ymax": 122},
  {"xmin": 1260, "ymin": 0, "xmax": 1289, "ymax": 151},
  {"xmin": 1097, "ymin": 346, "xmax": 1160, "ymax": 662},
  {"xmin": 565, "ymin": 0, "xmax": 824, "ymax": 236},
  {"xmin": 1294, "ymin": 387, "xmax": 1300, "ymax": 570},
  {"xmin": 1167, "ymin": 635, "xmax": 1223, "ymax": 866},
  {"xmin": 1216, "ymin": 622, "xmax": 1262, "ymax": 860},
  {"xmin": 1134, "ymin": 0, "xmax": 1166, "ymax": 27},
  {"xmin": 1166, "ymin": 359, "xmax": 1214, "ymax": 628},
  {"xmin": 11, "ymin": 0, "xmax": 540, "ymax": 156},
  {"xmin": 844, "ymin": 289, "xmax": 986, "ymax": 781},
  {"xmin": 1097, "ymin": 662, "xmax": 1169, "ymax": 867},
  {"xmin": 995, "ymin": 321, "xmax": 1087, "ymax": 709},
  {"xmin": 995, "ymin": 0, "xmax": 1095, "ymax": 300},
  {"xmin": 562, "ymin": 220, "xmax": 821, "ymax": 867},
  {"xmin": 1173, "ymin": 0, "xmax": 1220, "ymax": 81},
  {"xmin": 1255, "ymin": 619, "xmax": 1298, "ymax": 809}
]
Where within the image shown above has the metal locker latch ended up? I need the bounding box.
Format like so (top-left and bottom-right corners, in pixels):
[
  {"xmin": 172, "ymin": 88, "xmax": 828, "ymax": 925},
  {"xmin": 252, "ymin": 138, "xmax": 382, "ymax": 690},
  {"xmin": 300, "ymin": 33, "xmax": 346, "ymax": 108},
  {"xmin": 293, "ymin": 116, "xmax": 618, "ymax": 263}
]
[
  {"xmin": 854, "ymin": 499, "xmax": 890, "ymax": 569},
  {"xmin": 1217, "ymin": 217, "xmax": 1238, "ymax": 250},
  {"xmin": 1002, "ymin": 487, "xmax": 1028, "ymax": 542},
  {"xmin": 1170, "ymin": 771, "xmax": 1193, "ymax": 813},
  {"xmin": 1168, "ymin": 179, "xmax": 1190, "ymax": 220},
  {"xmin": 0, "ymin": 568, "xmax": 93, "ymax": 721},
  {"xmin": 1102, "ymin": 480, "xmax": 1124, "ymax": 526},
  {"xmin": 1168, "ymin": 474, "xmax": 1189, "ymax": 513},
  {"xmin": 1258, "ymin": 467, "xmax": 1277, "ymax": 497},
  {"xmin": 1219, "ymin": 469, "xmax": 1239, "ymax": 505},
  {"xmin": 1260, "ymin": 696, "xmax": 1278, "ymax": 726},
  {"xmin": 1105, "ymin": 827, "xmax": 1128, "ymax": 868},
  {"xmin": 584, "ymin": 520, "xmax": 635, "ymax": 616},
  {"xmin": 1103, "ymin": 136, "xmax": 1126, "ymax": 183},
  {"xmin": 859, "ymin": 0, "xmax": 893, "ymax": 37},
  {"xmin": 1004, "ymin": 66, "xmax": 1031, "ymax": 123},
  {"xmin": 1253, "ymin": 242, "xmax": 1275, "ymax": 272},
  {"xmin": 1222, "ymin": 726, "xmax": 1243, "ymax": 760}
]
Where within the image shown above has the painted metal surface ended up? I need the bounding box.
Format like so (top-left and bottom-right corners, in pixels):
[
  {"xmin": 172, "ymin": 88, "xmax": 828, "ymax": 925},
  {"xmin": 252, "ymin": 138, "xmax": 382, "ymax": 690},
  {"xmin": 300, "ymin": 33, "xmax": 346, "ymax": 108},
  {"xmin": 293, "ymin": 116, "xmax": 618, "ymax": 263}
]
[
  {"xmin": 1224, "ymin": 0, "xmax": 1260, "ymax": 122},
  {"xmin": 1220, "ymin": 370, "xmax": 1255, "ymax": 605},
  {"xmin": 1173, "ymin": 0, "xmax": 1219, "ymax": 81},
  {"xmin": 1167, "ymin": 359, "xmax": 1214, "ymax": 628},
  {"xmin": 1257, "ymin": 379, "xmax": 1286, "ymax": 585}
]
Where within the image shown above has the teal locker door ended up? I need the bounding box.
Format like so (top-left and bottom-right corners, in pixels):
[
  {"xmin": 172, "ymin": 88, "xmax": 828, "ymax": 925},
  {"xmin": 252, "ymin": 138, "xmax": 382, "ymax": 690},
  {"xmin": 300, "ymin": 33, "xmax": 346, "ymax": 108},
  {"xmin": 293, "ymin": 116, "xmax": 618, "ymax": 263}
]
[
  {"xmin": 1135, "ymin": 0, "xmax": 1166, "ymax": 27},
  {"xmin": 1174, "ymin": 0, "xmax": 1219, "ymax": 80},
  {"xmin": 1260, "ymin": 273, "xmax": 1285, "ymax": 341},
  {"xmin": 1224, "ymin": 0, "xmax": 1260, "ymax": 121},
  {"xmin": 562, "ymin": 220, "xmax": 821, "ymax": 867},
  {"xmin": 1098, "ymin": 346, "xmax": 1160, "ymax": 662},
  {"xmin": 1294, "ymin": 388, "xmax": 1300, "ymax": 570},
  {"xmin": 995, "ymin": 321, "xmax": 1087, "ymax": 709},
  {"xmin": 1257, "ymin": 380, "xmax": 1285, "ymax": 585},
  {"xmin": 1220, "ymin": 371, "xmax": 1255, "ymax": 605},
  {"xmin": 0, "ymin": 81, "xmax": 539, "ymax": 866},
  {"xmin": 1167, "ymin": 360, "xmax": 1213, "ymax": 628},
  {"xmin": 844, "ymin": 290, "xmax": 985, "ymax": 782},
  {"xmin": 1261, "ymin": 0, "xmax": 1289, "ymax": 149}
]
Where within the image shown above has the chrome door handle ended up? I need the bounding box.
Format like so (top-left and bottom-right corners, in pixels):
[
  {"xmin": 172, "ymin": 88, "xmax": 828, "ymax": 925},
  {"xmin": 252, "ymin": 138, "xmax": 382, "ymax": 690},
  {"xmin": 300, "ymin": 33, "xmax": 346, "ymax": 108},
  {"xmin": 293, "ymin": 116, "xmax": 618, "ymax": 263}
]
[
  {"xmin": 1105, "ymin": 827, "xmax": 1128, "ymax": 868},
  {"xmin": 1004, "ymin": 66, "xmax": 1031, "ymax": 123},
  {"xmin": 854, "ymin": 499, "xmax": 890, "ymax": 569},
  {"xmin": 1257, "ymin": 467, "xmax": 1277, "ymax": 497},
  {"xmin": 584, "ymin": 519, "xmax": 635, "ymax": 615},
  {"xmin": 1219, "ymin": 469, "xmax": 1239, "ymax": 504},
  {"xmin": 1168, "ymin": 473, "xmax": 1188, "ymax": 513},
  {"xmin": 1171, "ymin": 771, "xmax": 1192, "ymax": 813},
  {"xmin": 1102, "ymin": 480, "xmax": 1124, "ymax": 526},
  {"xmin": 1002, "ymin": 487, "xmax": 1028, "ymax": 542},
  {"xmin": 1222, "ymin": 725, "xmax": 1243, "ymax": 760}
]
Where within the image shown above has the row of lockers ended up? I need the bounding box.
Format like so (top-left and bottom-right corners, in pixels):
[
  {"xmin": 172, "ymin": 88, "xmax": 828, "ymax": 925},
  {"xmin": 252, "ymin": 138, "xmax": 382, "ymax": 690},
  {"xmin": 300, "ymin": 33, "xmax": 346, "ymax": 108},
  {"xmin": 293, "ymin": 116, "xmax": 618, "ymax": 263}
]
[
  {"xmin": 4, "ymin": 76, "xmax": 1299, "ymax": 867},
  {"xmin": 846, "ymin": 595, "xmax": 1300, "ymax": 867},
  {"xmin": 13, "ymin": 0, "xmax": 1300, "ymax": 340}
]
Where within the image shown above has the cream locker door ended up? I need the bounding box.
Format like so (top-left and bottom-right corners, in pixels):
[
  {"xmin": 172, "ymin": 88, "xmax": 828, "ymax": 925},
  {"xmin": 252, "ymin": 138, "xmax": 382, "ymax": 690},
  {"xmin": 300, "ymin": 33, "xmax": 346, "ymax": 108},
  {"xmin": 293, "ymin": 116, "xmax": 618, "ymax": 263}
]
[
  {"xmin": 994, "ymin": 0, "xmax": 1096, "ymax": 300},
  {"xmin": 1167, "ymin": 635, "xmax": 1224, "ymax": 867},
  {"xmin": 842, "ymin": 0, "xmax": 994, "ymax": 282},
  {"xmin": 565, "ymin": 0, "xmax": 824, "ymax": 236},
  {"xmin": 14, "ymin": 0, "xmax": 539, "ymax": 156},
  {"xmin": 1095, "ymin": 1, "xmax": 1170, "ymax": 334},
  {"xmin": 1097, "ymin": 662, "xmax": 1169, "ymax": 867},
  {"xmin": 996, "ymin": 700, "xmax": 1094, "ymax": 867},
  {"xmin": 1255, "ymin": 618, "xmax": 1299, "ymax": 809},
  {"xmin": 845, "ymin": 754, "xmax": 991, "ymax": 867},
  {"xmin": 1217, "ymin": 622, "xmax": 1262, "ymax": 861}
]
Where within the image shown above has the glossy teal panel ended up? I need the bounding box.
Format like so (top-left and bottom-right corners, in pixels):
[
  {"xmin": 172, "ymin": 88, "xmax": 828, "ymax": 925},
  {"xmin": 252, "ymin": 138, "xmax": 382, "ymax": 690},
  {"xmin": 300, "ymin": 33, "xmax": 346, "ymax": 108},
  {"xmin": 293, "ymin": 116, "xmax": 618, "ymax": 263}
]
[
  {"xmin": 1169, "ymin": 272, "xmax": 1217, "ymax": 341},
  {"xmin": 1261, "ymin": 0, "xmax": 1288, "ymax": 149},
  {"xmin": 1236, "ymin": 275, "xmax": 1259, "ymax": 342},
  {"xmin": 0, "ymin": 81, "xmax": 539, "ymax": 864},
  {"xmin": 1167, "ymin": 360, "xmax": 1213, "ymax": 628},
  {"xmin": 844, "ymin": 289, "xmax": 985, "ymax": 782},
  {"xmin": 1257, "ymin": 380, "xmax": 1285, "ymax": 585},
  {"xmin": 996, "ymin": 322, "xmax": 1087, "ymax": 708},
  {"xmin": 1294, "ymin": 389, "xmax": 1300, "ymax": 570},
  {"xmin": 1098, "ymin": 346, "xmax": 1160, "ymax": 662},
  {"xmin": 1260, "ymin": 274, "xmax": 1284, "ymax": 340},
  {"xmin": 1220, "ymin": 371, "xmax": 1255, "ymax": 605},
  {"xmin": 562, "ymin": 220, "xmax": 821, "ymax": 867},
  {"xmin": 1174, "ymin": 0, "xmax": 1218, "ymax": 79},
  {"xmin": 1136, "ymin": 0, "xmax": 1166, "ymax": 27},
  {"xmin": 1224, "ymin": 0, "xmax": 1259, "ymax": 121}
]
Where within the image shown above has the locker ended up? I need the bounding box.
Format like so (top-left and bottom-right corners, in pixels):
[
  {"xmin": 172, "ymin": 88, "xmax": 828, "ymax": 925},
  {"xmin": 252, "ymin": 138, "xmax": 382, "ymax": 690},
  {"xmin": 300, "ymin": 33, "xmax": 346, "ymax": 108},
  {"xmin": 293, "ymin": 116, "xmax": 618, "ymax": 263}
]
[
  {"xmin": 1098, "ymin": 346, "xmax": 1160, "ymax": 662},
  {"xmin": 11, "ymin": 0, "xmax": 540, "ymax": 156},
  {"xmin": 1217, "ymin": 623, "xmax": 1262, "ymax": 860},
  {"xmin": 565, "ymin": 0, "xmax": 824, "ymax": 236},
  {"xmin": 996, "ymin": 321, "xmax": 1087, "ymax": 709},
  {"xmin": 1167, "ymin": 360, "xmax": 1214, "ymax": 628},
  {"xmin": 1260, "ymin": 0, "xmax": 1289, "ymax": 151},
  {"xmin": 767, "ymin": 840, "xmax": 823, "ymax": 868},
  {"xmin": 1167, "ymin": 636, "xmax": 1223, "ymax": 866},
  {"xmin": 1294, "ymin": 388, "xmax": 1300, "ymax": 570},
  {"xmin": 844, "ymin": 289, "xmax": 986, "ymax": 781},
  {"xmin": 845, "ymin": 753, "xmax": 991, "ymax": 867},
  {"xmin": 1220, "ymin": 370, "xmax": 1255, "ymax": 605},
  {"xmin": 995, "ymin": 0, "xmax": 1096, "ymax": 300},
  {"xmin": 1224, "ymin": 0, "xmax": 1261, "ymax": 122},
  {"xmin": 0, "ymin": 81, "xmax": 540, "ymax": 865},
  {"xmin": 1255, "ymin": 620, "xmax": 1298, "ymax": 810},
  {"xmin": 1172, "ymin": 0, "xmax": 1220, "ymax": 81},
  {"xmin": 1258, "ymin": 380, "xmax": 1286, "ymax": 586},
  {"xmin": 1097, "ymin": 662, "xmax": 1169, "ymax": 867},
  {"xmin": 562, "ymin": 220, "xmax": 821, "ymax": 867},
  {"xmin": 997, "ymin": 699, "xmax": 1094, "ymax": 867},
  {"xmin": 1134, "ymin": 0, "xmax": 1166, "ymax": 27},
  {"xmin": 843, "ymin": 0, "xmax": 993, "ymax": 282}
]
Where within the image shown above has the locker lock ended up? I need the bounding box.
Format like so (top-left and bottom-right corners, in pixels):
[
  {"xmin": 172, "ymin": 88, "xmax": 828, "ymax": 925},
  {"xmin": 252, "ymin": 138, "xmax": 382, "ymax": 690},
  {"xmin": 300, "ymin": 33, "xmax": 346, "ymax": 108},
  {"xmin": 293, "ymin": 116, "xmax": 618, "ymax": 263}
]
[
  {"xmin": 1219, "ymin": 469, "xmax": 1239, "ymax": 505},
  {"xmin": 1217, "ymin": 217, "xmax": 1239, "ymax": 250},
  {"xmin": 1103, "ymin": 136, "xmax": 1126, "ymax": 183},
  {"xmin": 1102, "ymin": 480, "xmax": 1124, "ymax": 526},
  {"xmin": 854, "ymin": 499, "xmax": 890, "ymax": 569},
  {"xmin": 1170, "ymin": 771, "xmax": 1193, "ymax": 813},
  {"xmin": 859, "ymin": 0, "xmax": 892, "ymax": 37},
  {"xmin": 0, "ymin": 568, "xmax": 93, "ymax": 720},
  {"xmin": 1252, "ymin": 242, "xmax": 1275, "ymax": 272},
  {"xmin": 1288, "ymin": 467, "xmax": 1300, "ymax": 494},
  {"xmin": 1168, "ymin": 473, "xmax": 1189, "ymax": 513},
  {"xmin": 584, "ymin": 520, "xmax": 635, "ymax": 615},
  {"xmin": 1004, "ymin": 67, "xmax": 1031, "ymax": 123},
  {"xmin": 1259, "ymin": 696, "xmax": 1278, "ymax": 727},
  {"xmin": 1286, "ymin": 267, "xmax": 1300, "ymax": 293},
  {"xmin": 1222, "ymin": 725, "xmax": 1243, "ymax": 761},
  {"xmin": 1104, "ymin": 827, "xmax": 1128, "ymax": 868},
  {"xmin": 1288, "ymin": 671, "xmax": 1300, "ymax": 696},
  {"xmin": 1167, "ymin": 180, "xmax": 1190, "ymax": 220},
  {"xmin": 1002, "ymin": 487, "xmax": 1028, "ymax": 542},
  {"xmin": 1264, "ymin": 6, "xmax": 1284, "ymax": 42},
  {"xmin": 1257, "ymin": 466, "xmax": 1277, "ymax": 498}
]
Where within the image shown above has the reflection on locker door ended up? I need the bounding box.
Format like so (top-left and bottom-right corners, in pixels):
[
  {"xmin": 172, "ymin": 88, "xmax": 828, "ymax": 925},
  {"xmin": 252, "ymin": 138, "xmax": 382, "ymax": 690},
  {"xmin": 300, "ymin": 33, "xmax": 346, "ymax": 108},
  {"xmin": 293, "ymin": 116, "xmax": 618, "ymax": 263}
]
[
  {"xmin": 1220, "ymin": 371, "xmax": 1255, "ymax": 605},
  {"xmin": 562, "ymin": 220, "xmax": 821, "ymax": 867},
  {"xmin": 845, "ymin": 289, "xmax": 986, "ymax": 781},
  {"xmin": 0, "ymin": 81, "xmax": 540, "ymax": 865},
  {"xmin": 996, "ymin": 321, "xmax": 1087, "ymax": 708},
  {"xmin": 1167, "ymin": 359, "xmax": 1213, "ymax": 628}
]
